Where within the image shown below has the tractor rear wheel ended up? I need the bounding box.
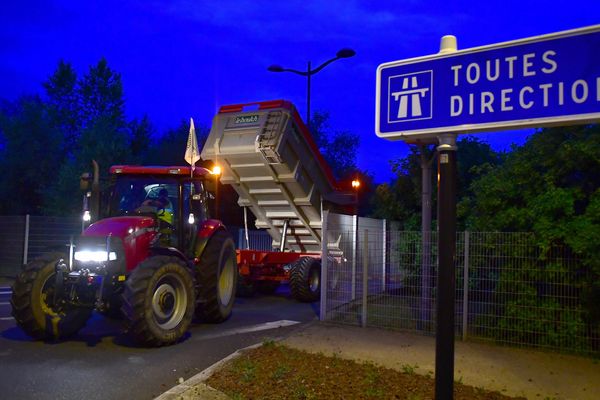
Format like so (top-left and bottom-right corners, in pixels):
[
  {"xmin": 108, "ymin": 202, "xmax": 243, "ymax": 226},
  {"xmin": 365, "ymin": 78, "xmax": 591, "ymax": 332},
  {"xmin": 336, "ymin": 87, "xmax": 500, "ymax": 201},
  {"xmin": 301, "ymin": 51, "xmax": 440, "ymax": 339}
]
[
  {"xmin": 11, "ymin": 253, "xmax": 91, "ymax": 340},
  {"xmin": 195, "ymin": 230, "xmax": 237, "ymax": 322},
  {"xmin": 121, "ymin": 256, "xmax": 195, "ymax": 346},
  {"xmin": 289, "ymin": 257, "xmax": 321, "ymax": 302}
]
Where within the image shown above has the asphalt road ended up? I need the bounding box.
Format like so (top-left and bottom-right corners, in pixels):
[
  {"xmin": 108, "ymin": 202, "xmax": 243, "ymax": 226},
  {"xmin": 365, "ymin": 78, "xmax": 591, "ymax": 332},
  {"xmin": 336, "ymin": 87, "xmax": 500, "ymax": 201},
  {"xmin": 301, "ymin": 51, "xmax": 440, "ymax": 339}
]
[{"xmin": 0, "ymin": 284, "xmax": 318, "ymax": 400}]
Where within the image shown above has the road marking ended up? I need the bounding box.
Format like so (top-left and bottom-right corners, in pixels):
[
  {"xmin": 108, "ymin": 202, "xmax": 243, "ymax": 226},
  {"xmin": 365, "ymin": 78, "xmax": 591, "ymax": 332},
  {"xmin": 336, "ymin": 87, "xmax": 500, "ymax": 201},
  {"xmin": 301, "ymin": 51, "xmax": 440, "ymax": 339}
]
[
  {"xmin": 194, "ymin": 320, "xmax": 300, "ymax": 341},
  {"xmin": 0, "ymin": 317, "xmax": 14, "ymax": 321}
]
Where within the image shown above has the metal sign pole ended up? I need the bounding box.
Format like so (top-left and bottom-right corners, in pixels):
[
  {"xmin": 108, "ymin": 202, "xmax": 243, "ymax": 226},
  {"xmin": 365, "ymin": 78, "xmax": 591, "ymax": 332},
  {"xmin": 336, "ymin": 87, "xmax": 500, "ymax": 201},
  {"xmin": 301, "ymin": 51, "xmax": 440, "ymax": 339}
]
[{"xmin": 435, "ymin": 134, "xmax": 457, "ymax": 399}]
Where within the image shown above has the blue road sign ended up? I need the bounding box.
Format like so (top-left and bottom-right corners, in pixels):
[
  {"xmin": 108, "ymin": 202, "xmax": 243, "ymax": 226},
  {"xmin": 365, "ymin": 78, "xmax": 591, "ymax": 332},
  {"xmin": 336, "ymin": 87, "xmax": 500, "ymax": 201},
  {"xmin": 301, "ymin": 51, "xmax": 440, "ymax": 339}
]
[{"xmin": 376, "ymin": 25, "xmax": 600, "ymax": 140}]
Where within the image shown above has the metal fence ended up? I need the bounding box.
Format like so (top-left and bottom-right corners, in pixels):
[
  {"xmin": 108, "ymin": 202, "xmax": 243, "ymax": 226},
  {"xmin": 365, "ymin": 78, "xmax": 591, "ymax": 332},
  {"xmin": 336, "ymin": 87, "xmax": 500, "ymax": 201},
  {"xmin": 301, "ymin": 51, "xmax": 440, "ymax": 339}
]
[
  {"xmin": 321, "ymin": 221, "xmax": 598, "ymax": 356},
  {"xmin": 0, "ymin": 215, "xmax": 82, "ymax": 277}
]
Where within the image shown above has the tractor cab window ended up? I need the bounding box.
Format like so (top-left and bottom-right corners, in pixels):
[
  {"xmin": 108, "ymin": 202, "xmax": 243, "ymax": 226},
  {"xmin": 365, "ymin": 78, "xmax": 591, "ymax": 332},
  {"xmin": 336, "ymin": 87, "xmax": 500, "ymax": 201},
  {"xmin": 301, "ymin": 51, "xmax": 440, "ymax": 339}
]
[{"xmin": 109, "ymin": 177, "xmax": 180, "ymax": 246}]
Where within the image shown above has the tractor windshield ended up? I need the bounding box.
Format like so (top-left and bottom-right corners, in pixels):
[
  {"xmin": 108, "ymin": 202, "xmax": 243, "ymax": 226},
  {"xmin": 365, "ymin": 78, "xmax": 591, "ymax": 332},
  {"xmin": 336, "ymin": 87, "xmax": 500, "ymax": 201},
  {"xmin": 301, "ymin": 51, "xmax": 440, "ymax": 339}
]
[
  {"xmin": 107, "ymin": 176, "xmax": 179, "ymax": 218},
  {"xmin": 106, "ymin": 175, "xmax": 209, "ymax": 221}
]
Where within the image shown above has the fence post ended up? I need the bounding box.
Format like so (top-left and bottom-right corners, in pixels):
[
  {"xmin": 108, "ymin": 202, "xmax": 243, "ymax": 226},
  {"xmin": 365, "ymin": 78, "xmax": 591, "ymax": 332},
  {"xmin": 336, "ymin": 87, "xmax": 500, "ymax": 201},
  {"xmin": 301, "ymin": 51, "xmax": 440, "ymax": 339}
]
[
  {"xmin": 361, "ymin": 229, "xmax": 369, "ymax": 328},
  {"xmin": 382, "ymin": 220, "xmax": 387, "ymax": 291},
  {"xmin": 351, "ymin": 214, "xmax": 357, "ymax": 300},
  {"xmin": 319, "ymin": 210, "xmax": 329, "ymax": 321},
  {"xmin": 22, "ymin": 214, "xmax": 30, "ymax": 265},
  {"xmin": 462, "ymin": 231, "xmax": 470, "ymax": 341}
]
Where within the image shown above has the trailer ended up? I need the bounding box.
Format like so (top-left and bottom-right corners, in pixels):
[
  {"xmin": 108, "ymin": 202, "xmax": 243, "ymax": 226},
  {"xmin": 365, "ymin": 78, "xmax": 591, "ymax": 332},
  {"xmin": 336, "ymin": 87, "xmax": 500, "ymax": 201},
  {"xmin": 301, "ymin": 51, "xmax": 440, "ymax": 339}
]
[{"xmin": 201, "ymin": 100, "xmax": 353, "ymax": 301}]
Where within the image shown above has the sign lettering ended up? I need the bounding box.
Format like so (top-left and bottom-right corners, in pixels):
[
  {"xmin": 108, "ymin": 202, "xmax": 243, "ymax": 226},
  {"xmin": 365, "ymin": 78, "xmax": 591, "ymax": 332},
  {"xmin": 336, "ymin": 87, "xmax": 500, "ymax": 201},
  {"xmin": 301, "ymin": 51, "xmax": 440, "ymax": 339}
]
[{"xmin": 376, "ymin": 26, "xmax": 600, "ymax": 140}]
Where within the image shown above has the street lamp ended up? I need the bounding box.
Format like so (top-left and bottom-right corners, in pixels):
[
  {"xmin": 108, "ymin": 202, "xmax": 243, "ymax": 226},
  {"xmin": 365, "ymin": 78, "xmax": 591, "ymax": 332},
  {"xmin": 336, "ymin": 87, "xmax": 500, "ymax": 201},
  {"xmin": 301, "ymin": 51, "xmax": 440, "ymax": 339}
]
[
  {"xmin": 351, "ymin": 178, "xmax": 360, "ymax": 216},
  {"xmin": 268, "ymin": 48, "xmax": 356, "ymax": 124}
]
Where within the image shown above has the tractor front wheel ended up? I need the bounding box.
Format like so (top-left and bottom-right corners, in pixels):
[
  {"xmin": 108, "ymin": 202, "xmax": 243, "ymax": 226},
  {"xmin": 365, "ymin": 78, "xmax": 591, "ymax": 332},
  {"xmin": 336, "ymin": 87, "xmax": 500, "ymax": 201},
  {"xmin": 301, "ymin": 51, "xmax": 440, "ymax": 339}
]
[
  {"xmin": 11, "ymin": 253, "xmax": 91, "ymax": 340},
  {"xmin": 121, "ymin": 256, "xmax": 195, "ymax": 346},
  {"xmin": 289, "ymin": 257, "xmax": 321, "ymax": 303}
]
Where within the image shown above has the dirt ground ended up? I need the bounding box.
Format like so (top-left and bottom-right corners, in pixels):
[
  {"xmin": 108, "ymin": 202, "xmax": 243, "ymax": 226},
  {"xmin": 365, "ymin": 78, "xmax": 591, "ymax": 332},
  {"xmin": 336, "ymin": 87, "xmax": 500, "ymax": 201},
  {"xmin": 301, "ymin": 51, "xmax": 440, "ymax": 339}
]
[
  {"xmin": 207, "ymin": 342, "xmax": 525, "ymax": 400},
  {"xmin": 279, "ymin": 323, "xmax": 600, "ymax": 400}
]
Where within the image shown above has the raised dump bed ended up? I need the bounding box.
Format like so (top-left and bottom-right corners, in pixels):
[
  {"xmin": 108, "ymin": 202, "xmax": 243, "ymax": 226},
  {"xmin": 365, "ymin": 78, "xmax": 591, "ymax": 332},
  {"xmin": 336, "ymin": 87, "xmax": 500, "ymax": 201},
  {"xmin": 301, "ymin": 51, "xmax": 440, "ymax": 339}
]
[{"xmin": 201, "ymin": 100, "xmax": 350, "ymax": 253}]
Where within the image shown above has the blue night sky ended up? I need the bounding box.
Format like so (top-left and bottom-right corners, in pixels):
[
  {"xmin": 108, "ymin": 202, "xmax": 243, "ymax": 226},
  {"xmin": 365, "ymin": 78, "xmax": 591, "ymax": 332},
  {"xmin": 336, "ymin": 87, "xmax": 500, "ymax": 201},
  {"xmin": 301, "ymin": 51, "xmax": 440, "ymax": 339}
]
[{"xmin": 1, "ymin": 1, "xmax": 599, "ymax": 182}]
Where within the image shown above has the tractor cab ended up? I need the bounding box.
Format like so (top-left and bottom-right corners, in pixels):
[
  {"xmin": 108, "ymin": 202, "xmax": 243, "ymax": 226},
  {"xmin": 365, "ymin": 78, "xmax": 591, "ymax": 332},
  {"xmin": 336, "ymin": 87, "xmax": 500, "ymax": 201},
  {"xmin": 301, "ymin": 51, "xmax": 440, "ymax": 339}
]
[{"xmin": 101, "ymin": 165, "xmax": 214, "ymax": 252}]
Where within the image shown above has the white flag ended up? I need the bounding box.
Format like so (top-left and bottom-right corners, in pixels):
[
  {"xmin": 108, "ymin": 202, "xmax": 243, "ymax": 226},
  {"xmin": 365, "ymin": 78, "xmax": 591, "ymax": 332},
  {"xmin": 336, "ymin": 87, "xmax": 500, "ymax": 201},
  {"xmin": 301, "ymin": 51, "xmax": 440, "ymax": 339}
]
[{"xmin": 184, "ymin": 118, "xmax": 201, "ymax": 166}]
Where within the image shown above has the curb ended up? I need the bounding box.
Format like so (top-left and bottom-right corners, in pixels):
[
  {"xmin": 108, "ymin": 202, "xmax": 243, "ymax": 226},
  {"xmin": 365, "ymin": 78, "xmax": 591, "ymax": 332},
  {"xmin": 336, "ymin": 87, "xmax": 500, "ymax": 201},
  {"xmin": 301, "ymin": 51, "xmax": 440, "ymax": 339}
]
[{"xmin": 154, "ymin": 342, "xmax": 265, "ymax": 400}]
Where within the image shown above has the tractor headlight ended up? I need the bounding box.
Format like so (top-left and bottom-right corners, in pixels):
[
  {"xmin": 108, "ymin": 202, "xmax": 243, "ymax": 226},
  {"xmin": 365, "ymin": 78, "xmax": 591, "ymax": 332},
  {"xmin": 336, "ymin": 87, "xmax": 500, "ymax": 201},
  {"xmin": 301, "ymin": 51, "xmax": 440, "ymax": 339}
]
[{"xmin": 74, "ymin": 250, "xmax": 117, "ymax": 262}]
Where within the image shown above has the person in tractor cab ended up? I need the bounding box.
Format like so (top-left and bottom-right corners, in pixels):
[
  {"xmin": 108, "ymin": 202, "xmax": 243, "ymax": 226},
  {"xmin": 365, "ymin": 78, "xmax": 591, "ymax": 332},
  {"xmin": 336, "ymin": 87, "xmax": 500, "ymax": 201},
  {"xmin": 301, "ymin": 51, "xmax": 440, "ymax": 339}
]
[
  {"xmin": 141, "ymin": 188, "xmax": 175, "ymax": 244},
  {"xmin": 143, "ymin": 188, "xmax": 172, "ymax": 211}
]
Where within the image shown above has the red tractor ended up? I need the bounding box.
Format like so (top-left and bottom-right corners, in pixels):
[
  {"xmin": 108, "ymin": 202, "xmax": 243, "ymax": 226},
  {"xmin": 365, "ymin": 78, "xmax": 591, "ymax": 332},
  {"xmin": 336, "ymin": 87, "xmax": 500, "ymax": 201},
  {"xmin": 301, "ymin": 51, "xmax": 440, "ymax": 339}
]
[{"xmin": 11, "ymin": 164, "xmax": 237, "ymax": 346}]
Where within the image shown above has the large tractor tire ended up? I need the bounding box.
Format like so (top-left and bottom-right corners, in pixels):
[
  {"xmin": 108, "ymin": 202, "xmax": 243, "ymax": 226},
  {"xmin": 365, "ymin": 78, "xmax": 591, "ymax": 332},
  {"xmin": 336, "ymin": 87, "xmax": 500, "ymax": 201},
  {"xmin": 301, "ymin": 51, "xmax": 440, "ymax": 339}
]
[
  {"xmin": 11, "ymin": 252, "xmax": 92, "ymax": 340},
  {"xmin": 121, "ymin": 256, "xmax": 195, "ymax": 347},
  {"xmin": 289, "ymin": 257, "xmax": 321, "ymax": 303},
  {"xmin": 195, "ymin": 230, "xmax": 237, "ymax": 322}
]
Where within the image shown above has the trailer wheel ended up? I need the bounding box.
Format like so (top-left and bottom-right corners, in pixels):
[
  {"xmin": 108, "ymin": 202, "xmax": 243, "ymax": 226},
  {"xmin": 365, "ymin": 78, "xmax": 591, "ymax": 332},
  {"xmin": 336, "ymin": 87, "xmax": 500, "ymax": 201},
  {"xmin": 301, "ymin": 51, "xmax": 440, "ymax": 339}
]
[
  {"xmin": 196, "ymin": 230, "xmax": 237, "ymax": 322},
  {"xmin": 121, "ymin": 256, "xmax": 195, "ymax": 346},
  {"xmin": 256, "ymin": 281, "xmax": 280, "ymax": 295},
  {"xmin": 289, "ymin": 257, "xmax": 321, "ymax": 302},
  {"xmin": 11, "ymin": 253, "xmax": 91, "ymax": 340}
]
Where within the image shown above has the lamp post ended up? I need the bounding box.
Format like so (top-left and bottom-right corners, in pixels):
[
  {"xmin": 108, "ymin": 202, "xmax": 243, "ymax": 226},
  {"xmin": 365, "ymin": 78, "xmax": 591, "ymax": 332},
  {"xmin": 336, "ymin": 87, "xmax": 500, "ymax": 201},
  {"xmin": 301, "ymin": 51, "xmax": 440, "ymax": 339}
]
[
  {"xmin": 351, "ymin": 178, "xmax": 360, "ymax": 216},
  {"xmin": 268, "ymin": 48, "xmax": 356, "ymax": 124}
]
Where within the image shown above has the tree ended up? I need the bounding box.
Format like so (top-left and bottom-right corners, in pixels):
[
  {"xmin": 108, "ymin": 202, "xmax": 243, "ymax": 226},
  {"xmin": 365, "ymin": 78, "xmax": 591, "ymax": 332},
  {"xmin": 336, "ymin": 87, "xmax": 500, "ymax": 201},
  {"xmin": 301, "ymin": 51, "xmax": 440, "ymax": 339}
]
[
  {"xmin": 44, "ymin": 59, "xmax": 131, "ymax": 215},
  {"xmin": 463, "ymin": 125, "xmax": 600, "ymax": 237},
  {"xmin": 43, "ymin": 60, "xmax": 80, "ymax": 157},
  {"xmin": 0, "ymin": 96, "xmax": 63, "ymax": 214},
  {"xmin": 129, "ymin": 115, "xmax": 153, "ymax": 163},
  {"xmin": 371, "ymin": 137, "xmax": 502, "ymax": 228},
  {"xmin": 309, "ymin": 111, "xmax": 360, "ymax": 180},
  {"xmin": 463, "ymin": 124, "xmax": 600, "ymax": 350},
  {"xmin": 369, "ymin": 146, "xmax": 423, "ymax": 228},
  {"xmin": 144, "ymin": 119, "xmax": 209, "ymax": 166},
  {"xmin": 78, "ymin": 58, "xmax": 125, "ymax": 129}
]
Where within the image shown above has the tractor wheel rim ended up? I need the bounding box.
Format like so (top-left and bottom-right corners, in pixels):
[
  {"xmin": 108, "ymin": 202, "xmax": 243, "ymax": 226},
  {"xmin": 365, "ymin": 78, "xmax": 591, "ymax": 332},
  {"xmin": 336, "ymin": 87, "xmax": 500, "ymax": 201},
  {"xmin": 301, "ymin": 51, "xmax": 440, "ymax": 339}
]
[
  {"xmin": 309, "ymin": 267, "xmax": 320, "ymax": 293},
  {"xmin": 218, "ymin": 251, "xmax": 235, "ymax": 306},
  {"xmin": 151, "ymin": 274, "xmax": 186, "ymax": 330}
]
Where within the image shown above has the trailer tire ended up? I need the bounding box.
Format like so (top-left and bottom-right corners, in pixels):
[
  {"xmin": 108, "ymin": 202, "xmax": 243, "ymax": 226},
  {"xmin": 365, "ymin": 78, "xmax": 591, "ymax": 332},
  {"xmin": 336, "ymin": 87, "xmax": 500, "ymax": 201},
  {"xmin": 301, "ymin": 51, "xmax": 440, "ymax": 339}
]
[
  {"xmin": 11, "ymin": 253, "xmax": 91, "ymax": 340},
  {"xmin": 195, "ymin": 230, "xmax": 237, "ymax": 322},
  {"xmin": 289, "ymin": 257, "xmax": 321, "ymax": 302},
  {"xmin": 121, "ymin": 256, "xmax": 195, "ymax": 347}
]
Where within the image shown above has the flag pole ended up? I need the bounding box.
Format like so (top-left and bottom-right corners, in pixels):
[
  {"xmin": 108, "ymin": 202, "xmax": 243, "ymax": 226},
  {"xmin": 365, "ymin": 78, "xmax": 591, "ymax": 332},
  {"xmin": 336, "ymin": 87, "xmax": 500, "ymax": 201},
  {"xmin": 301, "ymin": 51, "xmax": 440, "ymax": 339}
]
[{"xmin": 185, "ymin": 117, "xmax": 200, "ymax": 177}]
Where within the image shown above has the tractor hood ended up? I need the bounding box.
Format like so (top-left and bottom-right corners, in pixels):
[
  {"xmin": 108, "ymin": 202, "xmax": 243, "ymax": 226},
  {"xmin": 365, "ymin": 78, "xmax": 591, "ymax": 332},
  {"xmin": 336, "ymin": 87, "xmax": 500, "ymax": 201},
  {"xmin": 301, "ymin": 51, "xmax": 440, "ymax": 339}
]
[{"xmin": 83, "ymin": 216, "xmax": 156, "ymax": 239}]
